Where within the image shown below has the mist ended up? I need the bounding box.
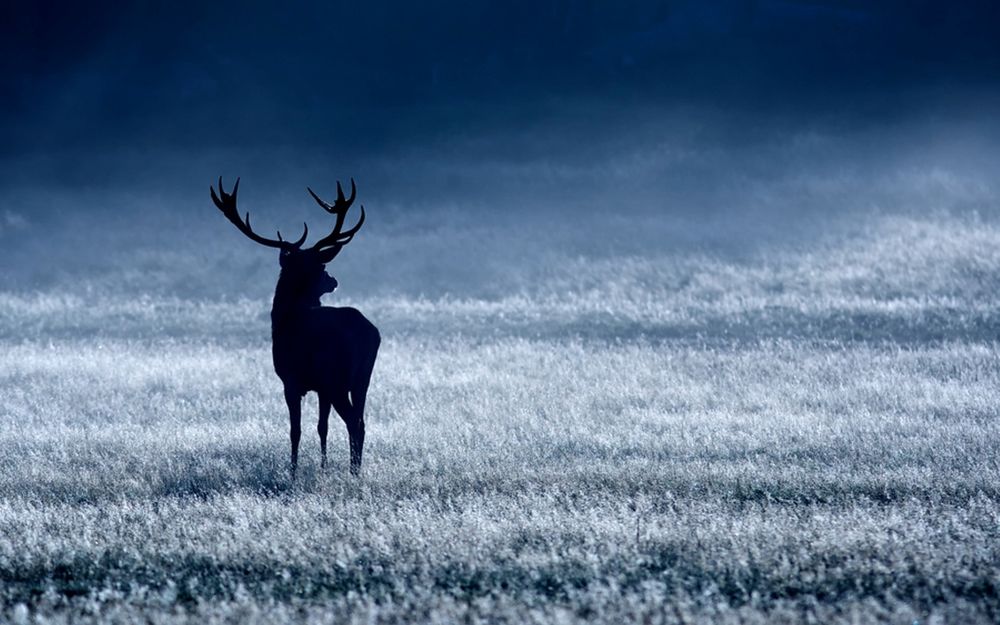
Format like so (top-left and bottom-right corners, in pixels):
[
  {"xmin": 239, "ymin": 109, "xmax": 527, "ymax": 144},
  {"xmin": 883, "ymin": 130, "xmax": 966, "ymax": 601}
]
[
  {"xmin": 3, "ymin": 2, "xmax": 999, "ymax": 301},
  {"xmin": 2, "ymin": 108, "xmax": 998, "ymax": 303}
]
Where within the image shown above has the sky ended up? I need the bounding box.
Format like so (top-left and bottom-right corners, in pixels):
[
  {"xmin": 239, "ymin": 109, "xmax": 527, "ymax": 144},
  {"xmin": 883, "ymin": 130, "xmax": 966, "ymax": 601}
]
[{"xmin": 3, "ymin": 1, "xmax": 999, "ymax": 157}]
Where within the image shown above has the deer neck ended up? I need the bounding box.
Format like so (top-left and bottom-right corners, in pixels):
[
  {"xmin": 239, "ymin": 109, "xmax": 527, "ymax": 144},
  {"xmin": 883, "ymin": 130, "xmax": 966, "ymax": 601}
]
[{"xmin": 270, "ymin": 272, "xmax": 321, "ymax": 332}]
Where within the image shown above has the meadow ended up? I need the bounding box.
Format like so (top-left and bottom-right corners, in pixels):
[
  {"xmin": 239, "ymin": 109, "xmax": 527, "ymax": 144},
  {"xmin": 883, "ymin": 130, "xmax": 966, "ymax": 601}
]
[{"xmin": 1, "ymin": 125, "xmax": 1000, "ymax": 622}]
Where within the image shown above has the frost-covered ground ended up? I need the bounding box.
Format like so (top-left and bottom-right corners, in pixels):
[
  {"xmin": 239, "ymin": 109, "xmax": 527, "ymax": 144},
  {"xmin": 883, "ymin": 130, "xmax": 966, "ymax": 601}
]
[{"xmin": 1, "ymin": 125, "xmax": 1000, "ymax": 622}]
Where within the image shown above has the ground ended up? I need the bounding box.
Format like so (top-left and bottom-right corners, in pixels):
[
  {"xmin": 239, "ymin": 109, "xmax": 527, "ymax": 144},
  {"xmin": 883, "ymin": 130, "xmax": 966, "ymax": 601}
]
[{"xmin": 0, "ymin": 209, "xmax": 998, "ymax": 624}]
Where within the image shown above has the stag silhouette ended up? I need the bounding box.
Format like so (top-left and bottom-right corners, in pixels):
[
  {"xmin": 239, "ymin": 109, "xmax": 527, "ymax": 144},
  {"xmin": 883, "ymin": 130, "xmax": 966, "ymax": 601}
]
[{"xmin": 211, "ymin": 177, "xmax": 380, "ymax": 477}]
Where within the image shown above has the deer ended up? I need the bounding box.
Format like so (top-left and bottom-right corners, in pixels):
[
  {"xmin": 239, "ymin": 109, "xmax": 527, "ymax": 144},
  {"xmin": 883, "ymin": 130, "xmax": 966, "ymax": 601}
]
[{"xmin": 211, "ymin": 177, "xmax": 380, "ymax": 477}]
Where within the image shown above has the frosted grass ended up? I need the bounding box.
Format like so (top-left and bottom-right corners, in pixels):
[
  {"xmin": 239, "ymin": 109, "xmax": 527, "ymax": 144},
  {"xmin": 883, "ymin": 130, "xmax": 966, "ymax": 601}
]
[
  {"xmin": 1, "ymin": 337, "xmax": 998, "ymax": 623},
  {"xmin": 1, "ymin": 211, "xmax": 999, "ymax": 622}
]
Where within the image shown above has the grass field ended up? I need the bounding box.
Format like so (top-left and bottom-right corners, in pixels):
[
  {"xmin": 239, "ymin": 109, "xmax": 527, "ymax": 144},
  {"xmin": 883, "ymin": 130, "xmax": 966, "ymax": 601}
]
[{"xmin": 1, "ymin": 208, "xmax": 999, "ymax": 623}]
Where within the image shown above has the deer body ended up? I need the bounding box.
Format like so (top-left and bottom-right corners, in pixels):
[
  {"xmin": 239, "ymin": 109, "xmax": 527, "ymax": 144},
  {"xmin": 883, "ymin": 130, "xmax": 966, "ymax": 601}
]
[
  {"xmin": 272, "ymin": 305, "xmax": 379, "ymax": 397},
  {"xmin": 272, "ymin": 299, "xmax": 380, "ymax": 474},
  {"xmin": 212, "ymin": 177, "xmax": 378, "ymax": 476}
]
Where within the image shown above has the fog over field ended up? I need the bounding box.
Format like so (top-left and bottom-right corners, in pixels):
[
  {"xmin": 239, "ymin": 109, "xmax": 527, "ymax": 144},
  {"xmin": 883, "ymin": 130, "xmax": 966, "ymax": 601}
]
[{"xmin": 3, "ymin": 2, "xmax": 1000, "ymax": 623}]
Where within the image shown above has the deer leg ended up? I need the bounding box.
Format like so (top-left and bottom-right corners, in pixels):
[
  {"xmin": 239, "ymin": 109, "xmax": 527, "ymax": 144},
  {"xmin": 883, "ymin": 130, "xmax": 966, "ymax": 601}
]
[
  {"xmin": 348, "ymin": 382, "xmax": 370, "ymax": 477},
  {"xmin": 347, "ymin": 417, "xmax": 365, "ymax": 477},
  {"xmin": 284, "ymin": 388, "xmax": 302, "ymax": 477},
  {"xmin": 318, "ymin": 395, "xmax": 331, "ymax": 469},
  {"xmin": 331, "ymin": 393, "xmax": 363, "ymax": 476}
]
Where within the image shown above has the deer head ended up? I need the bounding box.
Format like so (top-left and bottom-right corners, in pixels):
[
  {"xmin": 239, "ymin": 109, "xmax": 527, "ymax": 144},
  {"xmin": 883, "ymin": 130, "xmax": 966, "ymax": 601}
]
[{"xmin": 211, "ymin": 177, "xmax": 365, "ymax": 302}]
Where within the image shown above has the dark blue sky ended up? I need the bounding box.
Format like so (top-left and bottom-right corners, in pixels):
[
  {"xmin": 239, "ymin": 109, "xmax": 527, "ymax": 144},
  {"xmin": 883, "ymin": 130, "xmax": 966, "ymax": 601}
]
[{"xmin": 4, "ymin": 0, "xmax": 999, "ymax": 157}]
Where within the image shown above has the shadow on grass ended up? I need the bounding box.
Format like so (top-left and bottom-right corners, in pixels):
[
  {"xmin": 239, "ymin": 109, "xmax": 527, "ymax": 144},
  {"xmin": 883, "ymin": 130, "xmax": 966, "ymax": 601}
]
[
  {"xmin": 152, "ymin": 445, "xmax": 295, "ymax": 498},
  {"xmin": 4, "ymin": 535, "xmax": 998, "ymax": 616},
  {"xmin": 0, "ymin": 440, "xmax": 363, "ymax": 503}
]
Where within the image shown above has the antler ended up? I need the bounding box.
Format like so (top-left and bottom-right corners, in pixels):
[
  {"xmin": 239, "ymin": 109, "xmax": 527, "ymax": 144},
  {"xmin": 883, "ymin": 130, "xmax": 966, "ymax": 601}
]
[
  {"xmin": 211, "ymin": 177, "xmax": 307, "ymax": 249},
  {"xmin": 306, "ymin": 178, "xmax": 366, "ymax": 260}
]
